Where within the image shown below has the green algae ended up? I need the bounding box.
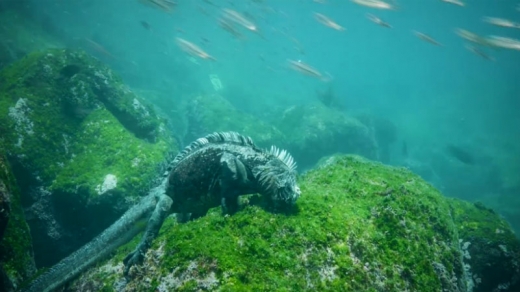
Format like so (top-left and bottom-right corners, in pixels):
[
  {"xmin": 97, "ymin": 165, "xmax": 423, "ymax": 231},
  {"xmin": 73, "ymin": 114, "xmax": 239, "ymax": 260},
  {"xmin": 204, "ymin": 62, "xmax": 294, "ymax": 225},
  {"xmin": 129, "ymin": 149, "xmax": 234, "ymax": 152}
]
[
  {"xmin": 50, "ymin": 107, "xmax": 170, "ymax": 197},
  {"xmin": 0, "ymin": 151, "xmax": 34, "ymax": 290},
  {"xmin": 0, "ymin": 48, "xmax": 177, "ymax": 268},
  {"xmin": 70, "ymin": 155, "xmax": 519, "ymax": 291},
  {"xmin": 450, "ymin": 199, "xmax": 520, "ymax": 291},
  {"xmin": 0, "ymin": 48, "xmax": 176, "ymax": 201}
]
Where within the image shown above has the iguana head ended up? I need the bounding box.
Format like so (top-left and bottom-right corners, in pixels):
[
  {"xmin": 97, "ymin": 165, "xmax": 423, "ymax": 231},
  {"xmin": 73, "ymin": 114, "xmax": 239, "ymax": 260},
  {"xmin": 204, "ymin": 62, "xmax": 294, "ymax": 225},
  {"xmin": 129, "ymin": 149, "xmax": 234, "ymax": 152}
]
[{"xmin": 254, "ymin": 146, "xmax": 301, "ymax": 205}]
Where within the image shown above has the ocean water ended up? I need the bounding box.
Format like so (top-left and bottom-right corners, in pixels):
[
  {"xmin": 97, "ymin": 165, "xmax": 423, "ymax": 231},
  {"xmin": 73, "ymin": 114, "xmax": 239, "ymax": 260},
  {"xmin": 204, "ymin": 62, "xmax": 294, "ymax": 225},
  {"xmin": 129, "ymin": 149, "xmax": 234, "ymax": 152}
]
[
  {"xmin": 18, "ymin": 0, "xmax": 520, "ymax": 230},
  {"xmin": 1, "ymin": 0, "xmax": 520, "ymax": 291}
]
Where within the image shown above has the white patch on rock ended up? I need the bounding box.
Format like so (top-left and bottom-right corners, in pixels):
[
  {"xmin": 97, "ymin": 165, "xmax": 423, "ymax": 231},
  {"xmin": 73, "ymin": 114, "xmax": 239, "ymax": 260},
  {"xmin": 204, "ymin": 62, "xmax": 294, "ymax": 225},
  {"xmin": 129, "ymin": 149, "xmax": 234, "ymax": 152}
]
[
  {"xmin": 8, "ymin": 98, "xmax": 34, "ymax": 148},
  {"xmin": 132, "ymin": 98, "xmax": 150, "ymax": 117},
  {"xmin": 95, "ymin": 174, "xmax": 117, "ymax": 195}
]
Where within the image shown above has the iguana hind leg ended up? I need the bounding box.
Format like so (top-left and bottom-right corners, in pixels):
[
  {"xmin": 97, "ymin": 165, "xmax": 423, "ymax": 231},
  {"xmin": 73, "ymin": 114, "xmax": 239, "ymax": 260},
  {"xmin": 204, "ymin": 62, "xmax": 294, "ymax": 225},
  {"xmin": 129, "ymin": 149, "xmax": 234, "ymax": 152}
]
[{"xmin": 124, "ymin": 193, "xmax": 173, "ymax": 276}]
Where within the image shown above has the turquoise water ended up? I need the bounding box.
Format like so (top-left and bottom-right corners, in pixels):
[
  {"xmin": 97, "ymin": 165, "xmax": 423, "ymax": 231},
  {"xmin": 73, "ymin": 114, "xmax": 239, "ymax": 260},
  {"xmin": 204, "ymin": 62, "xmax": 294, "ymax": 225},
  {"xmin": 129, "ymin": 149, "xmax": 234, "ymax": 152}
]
[{"xmin": 25, "ymin": 0, "xmax": 519, "ymax": 227}]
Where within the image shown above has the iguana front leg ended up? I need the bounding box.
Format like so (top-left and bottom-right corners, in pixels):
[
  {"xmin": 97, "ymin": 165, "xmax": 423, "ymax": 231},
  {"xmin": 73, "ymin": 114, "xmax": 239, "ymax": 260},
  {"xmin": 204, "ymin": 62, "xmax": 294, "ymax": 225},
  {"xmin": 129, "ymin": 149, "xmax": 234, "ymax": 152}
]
[
  {"xmin": 123, "ymin": 193, "xmax": 173, "ymax": 276},
  {"xmin": 219, "ymin": 153, "xmax": 249, "ymax": 215}
]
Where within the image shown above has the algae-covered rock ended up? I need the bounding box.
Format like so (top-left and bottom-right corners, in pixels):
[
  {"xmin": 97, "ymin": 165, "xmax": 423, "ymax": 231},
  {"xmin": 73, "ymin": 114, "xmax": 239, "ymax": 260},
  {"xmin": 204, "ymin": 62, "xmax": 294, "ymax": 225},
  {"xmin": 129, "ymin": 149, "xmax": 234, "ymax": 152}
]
[
  {"xmin": 0, "ymin": 48, "xmax": 177, "ymax": 267},
  {"xmin": 183, "ymin": 94, "xmax": 286, "ymax": 148},
  {"xmin": 451, "ymin": 200, "xmax": 520, "ymax": 292},
  {"xmin": 70, "ymin": 155, "xmax": 520, "ymax": 291},
  {"xmin": 275, "ymin": 104, "xmax": 378, "ymax": 169},
  {"xmin": 0, "ymin": 151, "xmax": 35, "ymax": 292}
]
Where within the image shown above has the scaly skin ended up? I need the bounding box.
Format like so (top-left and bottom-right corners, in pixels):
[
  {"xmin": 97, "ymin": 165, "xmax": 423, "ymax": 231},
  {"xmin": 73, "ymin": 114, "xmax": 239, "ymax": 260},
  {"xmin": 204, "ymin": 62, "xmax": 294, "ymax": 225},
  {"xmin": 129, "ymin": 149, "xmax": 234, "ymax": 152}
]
[{"xmin": 124, "ymin": 132, "xmax": 301, "ymax": 275}]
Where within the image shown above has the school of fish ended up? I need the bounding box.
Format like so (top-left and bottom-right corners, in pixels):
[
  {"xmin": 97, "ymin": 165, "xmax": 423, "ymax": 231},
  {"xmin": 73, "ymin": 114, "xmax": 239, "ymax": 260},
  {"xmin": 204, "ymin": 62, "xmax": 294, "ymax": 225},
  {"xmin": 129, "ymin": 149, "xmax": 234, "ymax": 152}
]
[{"xmin": 139, "ymin": 0, "xmax": 520, "ymax": 81}]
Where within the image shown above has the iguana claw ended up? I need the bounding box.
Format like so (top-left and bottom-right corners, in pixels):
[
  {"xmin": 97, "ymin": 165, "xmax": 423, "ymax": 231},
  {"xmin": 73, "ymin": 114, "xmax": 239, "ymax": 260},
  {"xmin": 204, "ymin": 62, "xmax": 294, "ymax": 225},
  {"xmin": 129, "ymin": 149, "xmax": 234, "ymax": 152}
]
[{"xmin": 123, "ymin": 249, "xmax": 145, "ymax": 277}]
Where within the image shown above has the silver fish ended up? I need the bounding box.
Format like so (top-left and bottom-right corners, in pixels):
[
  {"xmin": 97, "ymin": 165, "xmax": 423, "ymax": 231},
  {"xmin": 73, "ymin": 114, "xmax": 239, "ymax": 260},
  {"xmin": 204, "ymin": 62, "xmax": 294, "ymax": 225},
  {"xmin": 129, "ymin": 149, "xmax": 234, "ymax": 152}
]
[
  {"xmin": 465, "ymin": 45, "xmax": 494, "ymax": 61},
  {"xmin": 441, "ymin": 0, "xmax": 465, "ymax": 7},
  {"xmin": 366, "ymin": 13, "xmax": 392, "ymax": 28},
  {"xmin": 483, "ymin": 17, "xmax": 520, "ymax": 29},
  {"xmin": 486, "ymin": 36, "xmax": 520, "ymax": 51},
  {"xmin": 413, "ymin": 30, "xmax": 443, "ymax": 46},
  {"xmin": 314, "ymin": 13, "xmax": 346, "ymax": 31},
  {"xmin": 351, "ymin": 0, "xmax": 395, "ymax": 10},
  {"xmin": 175, "ymin": 38, "xmax": 216, "ymax": 61},
  {"xmin": 222, "ymin": 8, "xmax": 258, "ymax": 32},
  {"xmin": 288, "ymin": 59, "xmax": 331, "ymax": 81},
  {"xmin": 454, "ymin": 28, "xmax": 493, "ymax": 46}
]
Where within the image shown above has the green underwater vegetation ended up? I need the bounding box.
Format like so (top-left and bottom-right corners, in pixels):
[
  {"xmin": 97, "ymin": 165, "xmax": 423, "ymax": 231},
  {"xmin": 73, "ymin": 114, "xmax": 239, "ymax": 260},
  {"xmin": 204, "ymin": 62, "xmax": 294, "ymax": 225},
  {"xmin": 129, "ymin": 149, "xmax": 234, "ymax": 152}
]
[
  {"xmin": 0, "ymin": 4, "xmax": 518, "ymax": 291},
  {"xmin": 0, "ymin": 151, "xmax": 34, "ymax": 291},
  {"xmin": 0, "ymin": 48, "xmax": 177, "ymax": 269},
  {"xmin": 69, "ymin": 155, "xmax": 520, "ymax": 292}
]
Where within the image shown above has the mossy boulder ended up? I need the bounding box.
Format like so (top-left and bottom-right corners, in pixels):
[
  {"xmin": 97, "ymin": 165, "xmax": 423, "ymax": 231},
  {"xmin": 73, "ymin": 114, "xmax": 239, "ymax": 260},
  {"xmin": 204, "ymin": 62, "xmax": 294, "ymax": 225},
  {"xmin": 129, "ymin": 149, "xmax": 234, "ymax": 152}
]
[
  {"xmin": 275, "ymin": 104, "xmax": 378, "ymax": 170},
  {"xmin": 451, "ymin": 199, "xmax": 520, "ymax": 291},
  {"xmin": 70, "ymin": 155, "xmax": 520, "ymax": 291},
  {"xmin": 182, "ymin": 94, "xmax": 286, "ymax": 148},
  {"xmin": 0, "ymin": 48, "xmax": 177, "ymax": 267},
  {"xmin": 0, "ymin": 151, "xmax": 35, "ymax": 292}
]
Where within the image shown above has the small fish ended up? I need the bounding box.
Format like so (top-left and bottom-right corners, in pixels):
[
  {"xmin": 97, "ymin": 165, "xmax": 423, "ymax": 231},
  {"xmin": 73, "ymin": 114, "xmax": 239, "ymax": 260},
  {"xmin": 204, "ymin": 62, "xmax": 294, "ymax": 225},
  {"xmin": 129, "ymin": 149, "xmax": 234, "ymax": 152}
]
[
  {"xmin": 465, "ymin": 45, "xmax": 495, "ymax": 61},
  {"xmin": 175, "ymin": 37, "xmax": 216, "ymax": 61},
  {"xmin": 446, "ymin": 145, "xmax": 474, "ymax": 165},
  {"xmin": 288, "ymin": 59, "xmax": 331, "ymax": 82},
  {"xmin": 139, "ymin": 0, "xmax": 177, "ymax": 13},
  {"xmin": 482, "ymin": 17, "xmax": 520, "ymax": 29},
  {"xmin": 140, "ymin": 21, "xmax": 151, "ymax": 31},
  {"xmin": 351, "ymin": 0, "xmax": 395, "ymax": 10},
  {"xmin": 60, "ymin": 64, "xmax": 81, "ymax": 78},
  {"xmin": 222, "ymin": 8, "xmax": 258, "ymax": 33},
  {"xmin": 486, "ymin": 36, "xmax": 520, "ymax": 51},
  {"xmin": 84, "ymin": 38, "xmax": 115, "ymax": 59},
  {"xmin": 454, "ymin": 28, "xmax": 492, "ymax": 46},
  {"xmin": 366, "ymin": 13, "xmax": 392, "ymax": 28},
  {"xmin": 218, "ymin": 18, "xmax": 244, "ymax": 39},
  {"xmin": 441, "ymin": 0, "xmax": 464, "ymax": 7},
  {"xmin": 413, "ymin": 31, "xmax": 443, "ymax": 46},
  {"xmin": 314, "ymin": 13, "xmax": 345, "ymax": 31}
]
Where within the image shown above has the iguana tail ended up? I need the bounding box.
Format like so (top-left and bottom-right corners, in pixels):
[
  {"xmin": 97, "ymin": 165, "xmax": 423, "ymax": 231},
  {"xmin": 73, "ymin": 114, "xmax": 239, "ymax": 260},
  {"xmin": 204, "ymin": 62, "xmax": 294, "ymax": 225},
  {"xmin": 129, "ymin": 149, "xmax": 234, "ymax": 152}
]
[{"xmin": 23, "ymin": 192, "xmax": 159, "ymax": 292}]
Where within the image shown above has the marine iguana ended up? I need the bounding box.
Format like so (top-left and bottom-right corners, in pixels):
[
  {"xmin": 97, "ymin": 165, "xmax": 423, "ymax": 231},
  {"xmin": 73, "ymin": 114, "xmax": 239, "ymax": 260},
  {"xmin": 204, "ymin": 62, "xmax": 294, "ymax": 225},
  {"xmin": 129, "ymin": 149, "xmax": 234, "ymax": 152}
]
[{"xmin": 25, "ymin": 131, "xmax": 300, "ymax": 292}]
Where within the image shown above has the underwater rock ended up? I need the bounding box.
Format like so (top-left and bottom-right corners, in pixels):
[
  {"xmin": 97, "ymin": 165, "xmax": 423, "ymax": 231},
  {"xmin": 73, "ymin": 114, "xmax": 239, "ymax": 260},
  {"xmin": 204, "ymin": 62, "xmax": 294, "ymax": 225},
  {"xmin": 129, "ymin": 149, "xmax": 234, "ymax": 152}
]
[
  {"xmin": 275, "ymin": 103, "xmax": 378, "ymax": 170},
  {"xmin": 0, "ymin": 152, "xmax": 35, "ymax": 292},
  {"xmin": 182, "ymin": 94, "xmax": 286, "ymax": 148},
  {"xmin": 451, "ymin": 200, "xmax": 520, "ymax": 292},
  {"xmin": 70, "ymin": 155, "xmax": 519, "ymax": 291},
  {"xmin": 0, "ymin": 159, "xmax": 9, "ymax": 242},
  {"xmin": 0, "ymin": 48, "xmax": 177, "ymax": 268}
]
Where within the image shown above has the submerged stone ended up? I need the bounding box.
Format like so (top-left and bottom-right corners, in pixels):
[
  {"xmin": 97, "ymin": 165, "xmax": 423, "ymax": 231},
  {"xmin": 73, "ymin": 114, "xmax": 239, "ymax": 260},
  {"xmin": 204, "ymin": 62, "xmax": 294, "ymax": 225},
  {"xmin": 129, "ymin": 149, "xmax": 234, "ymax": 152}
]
[
  {"xmin": 0, "ymin": 48, "xmax": 177, "ymax": 268},
  {"xmin": 0, "ymin": 151, "xmax": 35, "ymax": 292},
  {"xmin": 71, "ymin": 155, "xmax": 520, "ymax": 291}
]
